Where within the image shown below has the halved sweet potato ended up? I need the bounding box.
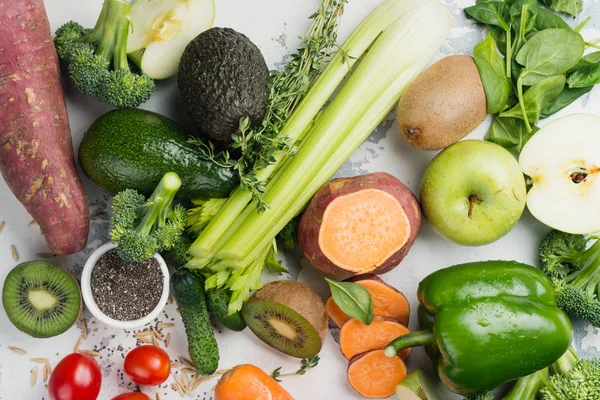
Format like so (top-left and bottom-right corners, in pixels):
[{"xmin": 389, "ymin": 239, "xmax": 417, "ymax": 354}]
[
  {"xmin": 299, "ymin": 172, "xmax": 421, "ymax": 278},
  {"xmin": 340, "ymin": 317, "xmax": 411, "ymax": 360},
  {"xmin": 348, "ymin": 350, "xmax": 407, "ymax": 398},
  {"xmin": 326, "ymin": 275, "xmax": 410, "ymax": 327}
]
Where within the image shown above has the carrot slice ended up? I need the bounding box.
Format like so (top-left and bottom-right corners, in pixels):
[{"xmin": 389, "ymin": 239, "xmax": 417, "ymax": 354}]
[
  {"xmin": 348, "ymin": 350, "xmax": 407, "ymax": 398},
  {"xmin": 340, "ymin": 317, "xmax": 411, "ymax": 360},
  {"xmin": 215, "ymin": 364, "xmax": 294, "ymax": 400},
  {"xmin": 326, "ymin": 276, "xmax": 410, "ymax": 327},
  {"xmin": 318, "ymin": 189, "xmax": 410, "ymax": 273}
]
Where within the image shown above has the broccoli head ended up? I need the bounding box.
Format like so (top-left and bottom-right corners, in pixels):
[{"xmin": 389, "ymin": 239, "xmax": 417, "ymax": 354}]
[
  {"xmin": 53, "ymin": 0, "xmax": 154, "ymax": 108},
  {"xmin": 538, "ymin": 230, "xmax": 600, "ymax": 327},
  {"xmin": 464, "ymin": 393, "xmax": 494, "ymax": 400},
  {"xmin": 110, "ymin": 172, "xmax": 186, "ymax": 262},
  {"xmin": 540, "ymin": 347, "xmax": 600, "ymax": 400}
]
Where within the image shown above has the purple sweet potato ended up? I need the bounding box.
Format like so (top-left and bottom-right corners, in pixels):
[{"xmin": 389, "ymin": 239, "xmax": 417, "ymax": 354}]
[{"xmin": 0, "ymin": 0, "xmax": 89, "ymax": 254}]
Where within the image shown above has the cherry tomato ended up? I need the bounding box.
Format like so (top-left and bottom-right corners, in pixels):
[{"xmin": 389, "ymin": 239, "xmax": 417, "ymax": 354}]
[
  {"xmin": 112, "ymin": 394, "xmax": 152, "ymax": 400},
  {"xmin": 124, "ymin": 345, "xmax": 171, "ymax": 385},
  {"xmin": 48, "ymin": 353, "xmax": 102, "ymax": 400}
]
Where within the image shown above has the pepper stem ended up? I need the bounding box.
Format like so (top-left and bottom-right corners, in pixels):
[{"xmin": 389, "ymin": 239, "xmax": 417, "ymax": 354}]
[{"xmin": 385, "ymin": 330, "xmax": 436, "ymax": 358}]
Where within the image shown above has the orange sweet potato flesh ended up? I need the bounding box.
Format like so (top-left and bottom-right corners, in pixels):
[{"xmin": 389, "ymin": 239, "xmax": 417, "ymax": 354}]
[
  {"xmin": 299, "ymin": 172, "xmax": 421, "ymax": 278},
  {"xmin": 326, "ymin": 275, "xmax": 410, "ymax": 327},
  {"xmin": 340, "ymin": 317, "xmax": 411, "ymax": 360},
  {"xmin": 348, "ymin": 350, "xmax": 407, "ymax": 398},
  {"xmin": 0, "ymin": 1, "xmax": 89, "ymax": 254},
  {"xmin": 215, "ymin": 364, "xmax": 294, "ymax": 400}
]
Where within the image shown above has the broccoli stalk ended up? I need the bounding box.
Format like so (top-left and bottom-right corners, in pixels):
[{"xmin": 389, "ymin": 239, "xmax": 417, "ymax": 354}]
[
  {"xmin": 539, "ymin": 230, "xmax": 600, "ymax": 326},
  {"xmin": 501, "ymin": 368, "xmax": 548, "ymax": 400},
  {"xmin": 111, "ymin": 172, "xmax": 186, "ymax": 262},
  {"xmin": 539, "ymin": 347, "xmax": 600, "ymax": 399},
  {"xmin": 53, "ymin": 0, "xmax": 155, "ymax": 108}
]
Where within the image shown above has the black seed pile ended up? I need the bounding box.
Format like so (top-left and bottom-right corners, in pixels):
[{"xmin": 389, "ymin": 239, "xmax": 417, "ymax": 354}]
[{"xmin": 91, "ymin": 249, "xmax": 163, "ymax": 321}]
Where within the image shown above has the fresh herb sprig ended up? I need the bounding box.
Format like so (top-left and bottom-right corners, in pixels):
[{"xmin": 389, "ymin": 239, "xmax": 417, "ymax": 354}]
[
  {"xmin": 194, "ymin": 0, "xmax": 347, "ymax": 211},
  {"xmin": 466, "ymin": 0, "xmax": 600, "ymax": 155},
  {"xmin": 271, "ymin": 356, "xmax": 321, "ymax": 382}
]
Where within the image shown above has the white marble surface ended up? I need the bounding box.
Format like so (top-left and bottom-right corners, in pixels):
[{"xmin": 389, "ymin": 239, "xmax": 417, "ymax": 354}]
[{"xmin": 1, "ymin": 0, "xmax": 600, "ymax": 399}]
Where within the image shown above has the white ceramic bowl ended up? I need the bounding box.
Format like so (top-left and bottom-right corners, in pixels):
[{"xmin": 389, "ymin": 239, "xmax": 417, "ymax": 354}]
[{"xmin": 81, "ymin": 242, "xmax": 170, "ymax": 329}]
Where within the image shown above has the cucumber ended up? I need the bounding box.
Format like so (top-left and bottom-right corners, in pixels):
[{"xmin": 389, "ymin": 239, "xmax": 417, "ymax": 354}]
[
  {"xmin": 170, "ymin": 270, "xmax": 219, "ymax": 375},
  {"xmin": 79, "ymin": 108, "xmax": 237, "ymax": 200},
  {"xmin": 206, "ymin": 288, "xmax": 246, "ymax": 332}
]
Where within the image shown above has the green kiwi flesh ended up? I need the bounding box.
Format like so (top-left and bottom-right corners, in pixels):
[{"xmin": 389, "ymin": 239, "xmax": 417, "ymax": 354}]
[
  {"xmin": 242, "ymin": 300, "xmax": 322, "ymax": 358},
  {"xmin": 2, "ymin": 261, "xmax": 81, "ymax": 338}
]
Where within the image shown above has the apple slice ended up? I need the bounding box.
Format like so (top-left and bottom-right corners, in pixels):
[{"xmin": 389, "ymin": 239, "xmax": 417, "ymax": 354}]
[
  {"xmin": 519, "ymin": 114, "xmax": 600, "ymax": 234},
  {"xmin": 127, "ymin": 0, "xmax": 215, "ymax": 80}
]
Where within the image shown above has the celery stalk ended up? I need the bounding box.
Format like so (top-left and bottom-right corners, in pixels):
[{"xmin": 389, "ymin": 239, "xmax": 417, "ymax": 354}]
[
  {"xmin": 188, "ymin": 0, "xmax": 429, "ymax": 259},
  {"xmin": 216, "ymin": 2, "xmax": 453, "ymax": 262}
]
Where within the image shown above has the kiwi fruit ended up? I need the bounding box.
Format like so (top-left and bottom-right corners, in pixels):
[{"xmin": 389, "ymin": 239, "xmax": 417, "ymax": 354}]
[
  {"xmin": 396, "ymin": 55, "xmax": 487, "ymax": 151},
  {"xmin": 2, "ymin": 261, "xmax": 82, "ymax": 338},
  {"xmin": 241, "ymin": 280, "xmax": 327, "ymax": 358}
]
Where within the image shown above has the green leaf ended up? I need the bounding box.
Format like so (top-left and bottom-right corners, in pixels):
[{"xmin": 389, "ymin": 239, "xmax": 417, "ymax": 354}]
[
  {"xmin": 516, "ymin": 29, "xmax": 585, "ymax": 85},
  {"xmin": 540, "ymin": 0, "xmax": 583, "ymax": 16},
  {"xmin": 474, "ymin": 33, "xmax": 512, "ymax": 114},
  {"xmin": 502, "ymin": 75, "xmax": 566, "ymax": 124},
  {"xmin": 540, "ymin": 85, "xmax": 593, "ymax": 118},
  {"xmin": 485, "ymin": 116, "xmax": 538, "ymax": 154},
  {"xmin": 264, "ymin": 245, "xmax": 288, "ymax": 275},
  {"xmin": 535, "ymin": 7, "xmax": 571, "ymax": 30},
  {"xmin": 465, "ymin": 0, "xmax": 510, "ymax": 31},
  {"xmin": 325, "ymin": 277, "xmax": 373, "ymax": 325},
  {"xmin": 567, "ymin": 63, "xmax": 600, "ymax": 88}
]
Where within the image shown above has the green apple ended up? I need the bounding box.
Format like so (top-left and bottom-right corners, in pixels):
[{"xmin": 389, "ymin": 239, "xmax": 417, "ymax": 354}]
[
  {"xmin": 420, "ymin": 140, "xmax": 526, "ymax": 246},
  {"xmin": 519, "ymin": 114, "xmax": 600, "ymax": 234}
]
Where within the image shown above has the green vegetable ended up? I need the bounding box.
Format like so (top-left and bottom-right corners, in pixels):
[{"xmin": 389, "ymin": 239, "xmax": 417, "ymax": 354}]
[
  {"xmin": 187, "ymin": 198, "xmax": 227, "ymax": 238},
  {"xmin": 501, "ymin": 369, "xmax": 548, "ymax": 400},
  {"xmin": 205, "ymin": 287, "xmax": 246, "ymax": 331},
  {"xmin": 568, "ymin": 64, "xmax": 600, "ymax": 88},
  {"xmin": 540, "ymin": 0, "xmax": 583, "ymax": 16},
  {"xmin": 473, "ymin": 33, "xmax": 512, "ymax": 114},
  {"xmin": 384, "ymin": 261, "xmax": 573, "ymax": 395},
  {"xmin": 271, "ymin": 356, "xmax": 320, "ymax": 382},
  {"xmin": 53, "ymin": 0, "xmax": 155, "ymax": 108},
  {"xmin": 110, "ymin": 172, "xmax": 186, "ymax": 262},
  {"xmin": 464, "ymin": 393, "xmax": 494, "ymax": 400},
  {"xmin": 170, "ymin": 269, "xmax": 219, "ymax": 375},
  {"xmin": 325, "ymin": 278, "xmax": 374, "ymax": 325},
  {"xmin": 161, "ymin": 235, "xmax": 192, "ymax": 270},
  {"xmin": 540, "ymin": 347, "xmax": 600, "ymax": 399},
  {"xmin": 485, "ymin": 116, "xmax": 538, "ymax": 154},
  {"xmin": 540, "ymin": 86, "xmax": 594, "ymax": 117},
  {"xmin": 501, "ymin": 74, "xmax": 566, "ymax": 125},
  {"xmin": 276, "ymin": 218, "xmax": 300, "ymax": 250},
  {"xmin": 78, "ymin": 109, "xmax": 238, "ymax": 200},
  {"xmin": 538, "ymin": 229, "xmax": 600, "ymax": 327}
]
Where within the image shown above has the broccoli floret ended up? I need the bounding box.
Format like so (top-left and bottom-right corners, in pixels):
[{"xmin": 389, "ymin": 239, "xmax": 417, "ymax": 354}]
[
  {"xmin": 538, "ymin": 230, "xmax": 600, "ymax": 327},
  {"xmin": 276, "ymin": 217, "xmax": 299, "ymax": 250},
  {"xmin": 110, "ymin": 172, "xmax": 186, "ymax": 262},
  {"xmin": 540, "ymin": 347, "xmax": 600, "ymax": 399},
  {"xmin": 162, "ymin": 235, "xmax": 193, "ymax": 270},
  {"xmin": 464, "ymin": 393, "xmax": 494, "ymax": 400},
  {"xmin": 53, "ymin": 0, "xmax": 154, "ymax": 108}
]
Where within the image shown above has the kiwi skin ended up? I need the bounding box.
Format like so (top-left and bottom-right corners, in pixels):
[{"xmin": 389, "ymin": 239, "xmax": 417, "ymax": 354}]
[
  {"xmin": 2, "ymin": 261, "xmax": 82, "ymax": 338},
  {"xmin": 397, "ymin": 55, "xmax": 487, "ymax": 151},
  {"xmin": 242, "ymin": 280, "xmax": 327, "ymax": 358}
]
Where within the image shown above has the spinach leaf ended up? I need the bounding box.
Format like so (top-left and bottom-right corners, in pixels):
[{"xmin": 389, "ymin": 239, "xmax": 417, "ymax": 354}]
[
  {"xmin": 516, "ymin": 29, "xmax": 584, "ymax": 86},
  {"xmin": 325, "ymin": 278, "xmax": 373, "ymax": 325},
  {"xmin": 474, "ymin": 33, "xmax": 513, "ymax": 114},
  {"xmin": 465, "ymin": 0, "xmax": 510, "ymax": 31},
  {"xmin": 535, "ymin": 7, "xmax": 571, "ymax": 30},
  {"xmin": 568, "ymin": 64, "xmax": 600, "ymax": 88},
  {"xmin": 486, "ymin": 116, "xmax": 539, "ymax": 154},
  {"xmin": 540, "ymin": 0, "xmax": 583, "ymax": 16},
  {"xmin": 540, "ymin": 85, "xmax": 594, "ymax": 118},
  {"xmin": 502, "ymin": 74, "xmax": 566, "ymax": 124},
  {"xmin": 568, "ymin": 51, "xmax": 600, "ymax": 73}
]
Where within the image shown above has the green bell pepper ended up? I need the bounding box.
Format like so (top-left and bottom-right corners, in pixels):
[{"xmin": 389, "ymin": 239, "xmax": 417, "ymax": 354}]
[{"xmin": 385, "ymin": 261, "xmax": 573, "ymax": 396}]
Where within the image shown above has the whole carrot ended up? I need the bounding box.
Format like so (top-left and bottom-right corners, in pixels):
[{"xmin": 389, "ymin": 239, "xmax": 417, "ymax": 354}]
[
  {"xmin": 0, "ymin": 0, "xmax": 89, "ymax": 254},
  {"xmin": 215, "ymin": 364, "xmax": 294, "ymax": 400}
]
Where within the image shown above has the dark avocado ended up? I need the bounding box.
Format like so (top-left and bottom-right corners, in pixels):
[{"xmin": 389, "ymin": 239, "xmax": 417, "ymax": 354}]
[
  {"xmin": 78, "ymin": 108, "xmax": 238, "ymax": 199},
  {"xmin": 177, "ymin": 27, "xmax": 270, "ymax": 143}
]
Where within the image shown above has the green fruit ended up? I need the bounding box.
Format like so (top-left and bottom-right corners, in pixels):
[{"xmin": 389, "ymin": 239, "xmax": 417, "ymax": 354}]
[
  {"xmin": 79, "ymin": 108, "xmax": 238, "ymax": 200},
  {"xmin": 241, "ymin": 281, "xmax": 327, "ymax": 359},
  {"xmin": 177, "ymin": 27, "xmax": 270, "ymax": 143},
  {"xmin": 396, "ymin": 369, "xmax": 445, "ymax": 400},
  {"xmin": 2, "ymin": 261, "xmax": 81, "ymax": 338},
  {"xmin": 206, "ymin": 288, "xmax": 246, "ymax": 332},
  {"xmin": 420, "ymin": 140, "xmax": 526, "ymax": 246},
  {"xmin": 170, "ymin": 270, "xmax": 219, "ymax": 375}
]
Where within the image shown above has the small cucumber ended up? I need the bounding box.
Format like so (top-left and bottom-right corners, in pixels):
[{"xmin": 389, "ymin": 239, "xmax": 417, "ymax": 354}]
[
  {"xmin": 171, "ymin": 270, "xmax": 219, "ymax": 375},
  {"xmin": 206, "ymin": 288, "xmax": 246, "ymax": 332}
]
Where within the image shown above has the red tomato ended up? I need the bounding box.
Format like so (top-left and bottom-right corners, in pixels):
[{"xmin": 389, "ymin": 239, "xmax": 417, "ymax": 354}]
[
  {"xmin": 112, "ymin": 394, "xmax": 152, "ymax": 400},
  {"xmin": 124, "ymin": 345, "xmax": 171, "ymax": 386},
  {"xmin": 48, "ymin": 353, "xmax": 102, "ymax": 400}
]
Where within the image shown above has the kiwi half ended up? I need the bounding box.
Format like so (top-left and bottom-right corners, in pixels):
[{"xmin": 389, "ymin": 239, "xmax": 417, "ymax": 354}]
[
  {"xmin": 2, "ymin": 261, "xmax": 81, "ymax": 338},
  {"xmin": 241, "ymin": 280, "xmax": 327, "ymax": 358}
]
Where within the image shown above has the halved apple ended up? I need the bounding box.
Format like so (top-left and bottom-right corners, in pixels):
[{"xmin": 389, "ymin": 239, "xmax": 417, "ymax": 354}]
[
  {"xmin": 519, "ymin": 114, "xmax": 600, "ymax": 234},
  {"xmin": 127, "ymin": 0, "xmax": 216, "ymax": 80}
]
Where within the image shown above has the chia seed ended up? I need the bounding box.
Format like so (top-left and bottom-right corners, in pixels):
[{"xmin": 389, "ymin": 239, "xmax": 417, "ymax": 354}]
[{"xmin": 91, "ymin": 249, "xmax": 163, "ymax": 321}]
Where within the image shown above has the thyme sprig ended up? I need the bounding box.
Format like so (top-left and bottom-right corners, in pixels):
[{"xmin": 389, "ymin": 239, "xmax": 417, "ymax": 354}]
[{"xmin": 271, "ymin": 356, "xmax": 321, "ymax": 382}]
